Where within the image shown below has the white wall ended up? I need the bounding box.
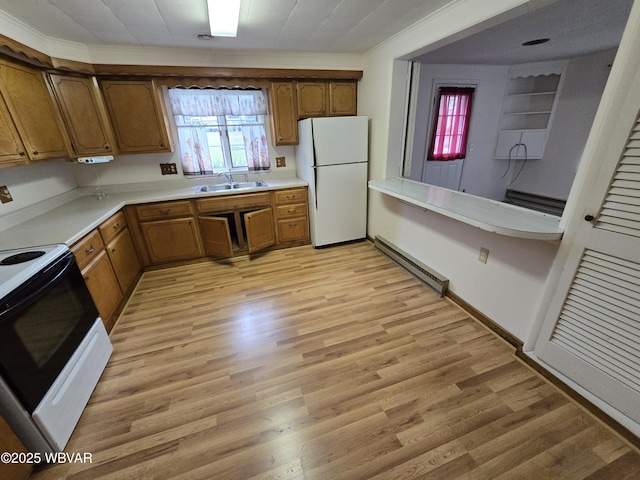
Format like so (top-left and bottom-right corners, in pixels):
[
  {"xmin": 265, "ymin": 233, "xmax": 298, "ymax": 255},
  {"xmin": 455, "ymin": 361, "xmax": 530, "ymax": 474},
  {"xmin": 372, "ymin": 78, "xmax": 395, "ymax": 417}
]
[
  {"xmin": 0, "ymin": 160, "xmax": 77, "ymax": 217},
  {"xmin": 359, "ymin": 0, "xmax": 564, "ymax": 341},
  {"xmin": 509, "ymin": 48, "xmax": 616, "ymax": 199},
  {"xmin": 409, "ymin": 63, "xmax": 510, "ymax": 200}
]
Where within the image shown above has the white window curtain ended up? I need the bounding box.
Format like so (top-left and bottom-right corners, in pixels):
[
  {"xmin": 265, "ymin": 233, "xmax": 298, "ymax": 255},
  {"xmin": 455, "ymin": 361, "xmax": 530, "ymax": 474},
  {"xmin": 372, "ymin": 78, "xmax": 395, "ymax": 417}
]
[{"xmin": 168, "ymin": 88, "xmax": 269, "ymax": 176}]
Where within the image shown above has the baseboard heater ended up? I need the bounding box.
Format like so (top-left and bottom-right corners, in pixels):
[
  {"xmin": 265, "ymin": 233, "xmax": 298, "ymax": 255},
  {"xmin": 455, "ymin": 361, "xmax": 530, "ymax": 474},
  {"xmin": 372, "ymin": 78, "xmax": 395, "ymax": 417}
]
[
  {"xmin": 374, "ymin": 236, "xmax": 449, "ymax": 297},
  {"xmin": 504, "ymin": 189, "xmax": 566, "ymax": 216}
]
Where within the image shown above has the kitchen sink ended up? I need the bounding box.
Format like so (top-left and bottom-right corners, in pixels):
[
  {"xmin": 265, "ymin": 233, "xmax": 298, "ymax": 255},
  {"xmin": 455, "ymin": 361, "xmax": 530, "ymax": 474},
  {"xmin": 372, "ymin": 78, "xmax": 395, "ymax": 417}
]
[{"xmin": 196, "ymin": 180, "xmax": 268, "ymax": 193}]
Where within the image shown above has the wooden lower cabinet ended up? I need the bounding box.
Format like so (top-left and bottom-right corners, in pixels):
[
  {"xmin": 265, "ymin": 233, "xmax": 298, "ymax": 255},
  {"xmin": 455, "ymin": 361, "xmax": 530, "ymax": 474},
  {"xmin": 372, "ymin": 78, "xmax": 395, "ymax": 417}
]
[
  {"xmin": 129, "ymin": 190, "xmax": 308, "ymax": 267},
  {"xmin": 140, "ymin": 217, "xmax": 203, "ymax": 264},
  {"xmin": 71, "ymin": 210, "xmax": 141, "ymax": 332},
  {"xmin": 82, "ymin": 249, "xmax": 122, "ymax": 332},
  {"xmin": 106, "ymin": 228, "xmax": 140, "ymax": 292},
  {"xmin": 196, "ymin": 193, "xmax": 275, "ymax": 258},
  {"xmin": 274, "ymin": 187, "xmax": 310, "ymax": 244}
]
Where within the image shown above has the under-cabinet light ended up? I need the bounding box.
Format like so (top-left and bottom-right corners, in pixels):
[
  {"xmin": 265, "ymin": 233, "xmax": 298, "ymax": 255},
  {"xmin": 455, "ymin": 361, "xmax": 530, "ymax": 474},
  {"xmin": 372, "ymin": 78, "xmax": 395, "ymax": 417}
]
[{"xmin": 207, "ymin": 0, "xmax": 241, "ymax": 37}]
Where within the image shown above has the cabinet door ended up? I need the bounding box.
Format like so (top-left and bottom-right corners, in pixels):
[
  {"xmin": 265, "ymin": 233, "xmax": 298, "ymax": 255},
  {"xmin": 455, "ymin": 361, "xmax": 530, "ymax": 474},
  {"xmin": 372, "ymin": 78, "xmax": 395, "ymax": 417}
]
[
  {"xmin": 268, "ymin": 81, "xmax": 298, "ymax": 145},
  {"xmin": 82, "ymin": 249, "xmax": 122, "ymax": 332},
  {"xmin": 140, "ymin": 217, "xmax": 203, "ymax": 264},
  {"xmin": 297, "ymin": 81, "xmax": 327, "ymax": 118},
  {"xmin": 106, "ymin": 228, "xmax": 141, "ymax": 293},
  {"xmin": 48, "ymin": 74, "xmax": 116, "ymax": 157},
  {"xmin": 100, "ymin": 79, "xmax": 172, "ymax": 154},
  {"xmin": 0, "ymin": 59, "xmax": 69, "ymax": 161},
  {"xmin": 245, "ymin": 207, "xmax": 275, "ymax": 253},
  {"xmin": 0, "ymin": 93, "xmax": 27, "ymax": 168},
  {"xmin": 199, "ymin": 215, "xmax": 234, "ymax": 258},
  {"xmin": 329, "ymin": 81, "xmax": 357, "ymax": 116}
]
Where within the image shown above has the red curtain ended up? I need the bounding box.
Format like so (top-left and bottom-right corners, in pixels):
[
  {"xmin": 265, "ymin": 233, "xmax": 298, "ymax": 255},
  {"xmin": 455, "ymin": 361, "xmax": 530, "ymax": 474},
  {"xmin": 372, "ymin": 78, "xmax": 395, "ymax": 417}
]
[{"xmin": 428, "ymin": 87, "xmax": 475, "ymax": 161}]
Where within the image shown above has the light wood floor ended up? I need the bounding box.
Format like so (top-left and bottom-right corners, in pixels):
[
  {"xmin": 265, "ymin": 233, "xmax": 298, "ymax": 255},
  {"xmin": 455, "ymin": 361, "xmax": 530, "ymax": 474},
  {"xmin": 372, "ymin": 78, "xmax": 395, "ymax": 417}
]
[{"xmin": 32, "ymin": 242, "xmax": 640, "ymax": 479}]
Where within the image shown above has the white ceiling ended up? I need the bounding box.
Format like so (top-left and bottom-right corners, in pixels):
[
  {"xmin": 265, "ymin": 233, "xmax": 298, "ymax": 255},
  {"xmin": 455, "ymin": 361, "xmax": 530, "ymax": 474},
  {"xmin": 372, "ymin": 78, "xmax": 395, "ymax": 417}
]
[
  {"xmin": 0, "ymin": 0, "xmax": 454, "ymax": 53},
  {"xmin": 0, "ymin": 0, "xmax": 633, "ymax": 62},
  {"xmin": 415, "ymin": 0, "xmax": 633, "ymax": 64}
]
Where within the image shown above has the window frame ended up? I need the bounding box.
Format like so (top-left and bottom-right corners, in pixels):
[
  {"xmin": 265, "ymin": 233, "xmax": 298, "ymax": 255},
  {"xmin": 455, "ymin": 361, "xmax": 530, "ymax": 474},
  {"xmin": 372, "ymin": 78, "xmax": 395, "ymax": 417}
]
[
  {"xmin": 175, "ymin": 113, "xmax": 267, "ymax": 173},
  {"xmin": 427, "ymin": 85, "xmax": 475, "ymax": 161}
]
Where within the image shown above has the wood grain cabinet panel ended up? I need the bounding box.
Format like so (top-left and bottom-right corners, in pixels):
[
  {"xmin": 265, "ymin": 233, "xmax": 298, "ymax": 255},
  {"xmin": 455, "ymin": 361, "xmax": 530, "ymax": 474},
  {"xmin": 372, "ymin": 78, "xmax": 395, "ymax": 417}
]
[
  {"xmin": 274, "ymin": 187, "xmax": 310, "ymax": 245},
  {"xmin": 329, "ymin": 81, "xmax": 357, "ymax": 116},
  {"xmin": 81, "ymin": 249, "xmax": 122, "ymax": 332},
  {"xmin": 105, "ymin": 228, "xmax": 141, "ymax": 293},
  {"xmin": 0, "ymin": 93, "xmax": 27, "ymax": 168},
  {"xmin": 268, "ymin": 81, "xmax": 298, "ymax": 145},
  {"xmin": 296, "ymin": 81, "xmax": 327, "ymax": 117},
  {"xmin": 47, "ymin": 74, "xmax": 116, "ymax": 157},
  {"xmin": 140, "ymin": 217, "xmax": 203, "ymax": 264},
  {"xmin": 100, "ymin": 79, "xmax": 172, "ymax": 154},
  {"xmin": 0, "ymin": 59, "xmax": 70, "ymax": 161}
]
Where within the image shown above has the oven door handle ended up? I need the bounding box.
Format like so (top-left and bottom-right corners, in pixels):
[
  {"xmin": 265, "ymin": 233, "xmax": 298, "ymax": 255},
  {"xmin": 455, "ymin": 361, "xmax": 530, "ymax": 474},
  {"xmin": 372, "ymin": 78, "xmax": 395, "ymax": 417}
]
[{"xmin": 0, "ymin": 252, "xmax": 76, "ymax": 323}]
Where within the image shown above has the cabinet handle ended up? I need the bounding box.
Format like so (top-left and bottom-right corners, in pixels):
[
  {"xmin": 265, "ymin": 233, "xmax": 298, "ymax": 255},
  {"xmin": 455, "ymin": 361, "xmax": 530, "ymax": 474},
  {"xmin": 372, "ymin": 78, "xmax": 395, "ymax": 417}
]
[
  {"xmin": 105, "ymin": 145, "xmax": 110, "ymax": 150},
  {"xmin": 86, "ymin": 245, "xmax": 95, "ymax": 254},
  {"xmin": 19, "ymin": 151, "xmax": 25, "ymax": 156},
  {"xmin": 288, "ymin": 209, "xmax": 297, "ymax": 214},
  {"xmin": 288, "ymin": 223, "xmax": 298, "ymax": 227},
  {"xmin": 113, "ymin": 223, "xmax": 120, "ymax": 229},
  {"xmin": 111, "ymin": 248, "xmax": 116, "ymax": 253},
  {"xmin": 159, "ymin": 209, "xmax": 171, "ymax": 215},
  {"xmin": 33, "ymin": 150, "xmax": 39, "ymax": 155},
  {"xmin": 84, "ymin": 276, "xmax": 89, "ymax": 281}
]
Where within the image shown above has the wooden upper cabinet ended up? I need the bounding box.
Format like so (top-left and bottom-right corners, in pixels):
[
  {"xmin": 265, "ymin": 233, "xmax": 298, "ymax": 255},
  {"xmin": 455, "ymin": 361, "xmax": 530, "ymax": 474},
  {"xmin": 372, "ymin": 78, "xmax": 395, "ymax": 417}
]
[
  {"xmin": 268, "ymin": 81, "xmax": 298, "ymax": 145},
  {"xmin": 0, "ymin": 93, "xmax": 27, "ymax": 168},
  {"xmin": 329, "ymin": 81, "xmax": 357, "ymax": 116},
  {"xmin": 296, "ymin": 81, "xmax": 327, "ymax": 118},
  {"xmin": 0, "ymin": 59, "xmax": 70, "ymax": 161},
  {"xmin": 100, "ymin": 79, "xmax": 173, "ymax": 154},
  {"xmin": 47, "ymin": 74, "xmax": 117, "ymax": 157}
]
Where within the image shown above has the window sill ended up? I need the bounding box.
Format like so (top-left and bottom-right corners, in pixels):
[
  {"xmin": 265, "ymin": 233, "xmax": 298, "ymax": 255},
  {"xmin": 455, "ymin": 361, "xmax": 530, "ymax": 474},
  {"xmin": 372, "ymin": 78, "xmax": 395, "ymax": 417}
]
[{"xmin": 368, "ymin": 178, "xmax": 563, "ymax": 240}]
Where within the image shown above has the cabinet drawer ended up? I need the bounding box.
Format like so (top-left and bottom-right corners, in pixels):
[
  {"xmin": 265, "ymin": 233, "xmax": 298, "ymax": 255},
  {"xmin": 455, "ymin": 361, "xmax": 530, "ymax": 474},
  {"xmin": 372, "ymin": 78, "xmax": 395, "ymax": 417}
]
[
  {"xmin": 99, "ymin": 210, "xmax": 127, "ymax": 244},
  {"xmin": 277, "ymin": 218, "xmax": 309, "ymax": 243},
  {"xmin": 275, "ymin": 203, "xmax": 308, "ymax": 219},
  {"xmin": 274, "ymin": 188, "xmax": 307, "ymax": 205},
  {"xmin": 135, "ymin": 200, "xmax": 193, "ymax": 220},
  {"xmin": 196, "ymin": 192, "xmax": 272, "ymax": 213},
  {"xmin": 71, "ymin": 229, "xmax": 104, "ymax": 269}
]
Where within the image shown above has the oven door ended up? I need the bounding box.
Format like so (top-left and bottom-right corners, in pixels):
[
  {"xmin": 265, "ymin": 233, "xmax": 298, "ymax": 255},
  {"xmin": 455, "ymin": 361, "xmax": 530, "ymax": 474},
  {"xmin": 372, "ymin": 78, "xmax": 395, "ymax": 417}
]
[{"xmin": 0, "ymin": 250, "xmax": 99, "ymax": 413}]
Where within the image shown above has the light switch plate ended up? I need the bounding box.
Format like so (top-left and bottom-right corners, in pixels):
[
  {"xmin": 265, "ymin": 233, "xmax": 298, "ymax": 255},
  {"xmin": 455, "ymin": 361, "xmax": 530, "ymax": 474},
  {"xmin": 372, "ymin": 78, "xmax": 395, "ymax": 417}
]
[{"xmin": 276, "ymin": 156, "xmax": 286, "ymax": 168}]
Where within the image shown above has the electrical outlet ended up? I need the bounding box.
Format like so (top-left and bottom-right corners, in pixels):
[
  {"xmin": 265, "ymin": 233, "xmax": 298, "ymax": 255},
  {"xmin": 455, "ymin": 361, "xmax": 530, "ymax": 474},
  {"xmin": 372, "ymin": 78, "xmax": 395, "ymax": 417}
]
[
  {"xmin": 160, "ymin": 163, "xmax": 178, "ymax": 175},
  {"xmin": 478, "ymin": 247, "xmax": 489, "ymax": 264},
  {"xmin": 276, "ymin": 156, "xmax": 286, "ymax": 168},
  {"xmin": 0, "ymin": 186, "xmax": 13, "ymax": 204}
]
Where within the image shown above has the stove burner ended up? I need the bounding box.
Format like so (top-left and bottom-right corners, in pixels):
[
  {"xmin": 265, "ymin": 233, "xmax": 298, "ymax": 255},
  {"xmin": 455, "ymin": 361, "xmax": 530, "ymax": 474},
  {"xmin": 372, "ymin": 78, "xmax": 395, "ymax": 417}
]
[{"xmin": 0, "ymin": 251, "xmax": 46, "ymax": 265}]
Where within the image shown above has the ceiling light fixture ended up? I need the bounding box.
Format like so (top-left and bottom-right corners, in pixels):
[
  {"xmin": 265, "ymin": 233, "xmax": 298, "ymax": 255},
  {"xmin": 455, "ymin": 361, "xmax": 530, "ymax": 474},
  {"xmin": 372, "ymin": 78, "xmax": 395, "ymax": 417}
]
[{"xmin": 207, "ymin": 0, "xmax": 241, "ymax": 37}]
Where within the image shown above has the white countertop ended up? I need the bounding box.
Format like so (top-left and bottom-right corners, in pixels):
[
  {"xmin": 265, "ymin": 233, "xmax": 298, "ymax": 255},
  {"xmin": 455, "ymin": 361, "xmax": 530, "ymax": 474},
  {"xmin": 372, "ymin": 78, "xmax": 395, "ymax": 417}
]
[
  {"xmin": 0, "ymin": 178, "xmax": 307, "ymax": 251},
  {"xmin": 368, "ymin": 178, "xmax": 563, "ymax": 240}
]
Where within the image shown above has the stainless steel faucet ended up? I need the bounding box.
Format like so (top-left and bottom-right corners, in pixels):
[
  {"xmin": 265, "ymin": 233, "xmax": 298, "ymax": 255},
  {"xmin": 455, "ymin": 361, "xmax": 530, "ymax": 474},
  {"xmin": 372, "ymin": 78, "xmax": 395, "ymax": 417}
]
[{"xmin": 217, "ymin": 171, "xmax": 233, "ymax": 183}]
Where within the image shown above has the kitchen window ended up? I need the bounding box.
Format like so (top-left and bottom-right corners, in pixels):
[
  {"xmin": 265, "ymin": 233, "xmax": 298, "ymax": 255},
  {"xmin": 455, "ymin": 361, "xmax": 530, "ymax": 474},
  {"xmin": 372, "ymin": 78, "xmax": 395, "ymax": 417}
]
[{"xmin": 168, "ymin": 88, "xmax": 270, "ymax": 176}]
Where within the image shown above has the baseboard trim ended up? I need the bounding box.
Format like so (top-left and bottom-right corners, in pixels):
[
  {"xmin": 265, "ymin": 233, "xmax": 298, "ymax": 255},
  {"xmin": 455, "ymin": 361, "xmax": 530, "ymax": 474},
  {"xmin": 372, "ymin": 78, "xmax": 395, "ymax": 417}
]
[
  {"xmin": 445, "ymin": 290, "xmax": 640, "ymax": 450},
  {"xmin": 446, "ymin": 290, "xmax": 523, "ymax": 350}
]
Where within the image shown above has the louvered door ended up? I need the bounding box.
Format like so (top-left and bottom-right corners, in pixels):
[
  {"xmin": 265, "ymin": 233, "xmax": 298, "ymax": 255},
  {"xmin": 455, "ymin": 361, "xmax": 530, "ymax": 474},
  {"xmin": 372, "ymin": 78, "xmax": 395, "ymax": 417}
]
[{"xmin": 534, "ymin": 114, "xmax": 640, "ymax": 424}]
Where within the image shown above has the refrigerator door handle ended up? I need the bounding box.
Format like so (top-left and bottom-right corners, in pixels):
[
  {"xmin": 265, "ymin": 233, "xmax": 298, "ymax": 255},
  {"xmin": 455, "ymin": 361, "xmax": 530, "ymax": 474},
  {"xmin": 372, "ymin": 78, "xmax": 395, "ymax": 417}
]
[{"xmin": 312, "ymin": 166, "xmax": 318, "ymax": 210}]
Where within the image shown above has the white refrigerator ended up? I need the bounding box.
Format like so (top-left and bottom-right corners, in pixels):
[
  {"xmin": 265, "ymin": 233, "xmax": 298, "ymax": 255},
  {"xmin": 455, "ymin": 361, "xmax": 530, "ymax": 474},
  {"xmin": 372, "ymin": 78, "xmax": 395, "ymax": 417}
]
[{"xmin": 295, "ymin": 116, "xmax": 369, "ymax": 247}]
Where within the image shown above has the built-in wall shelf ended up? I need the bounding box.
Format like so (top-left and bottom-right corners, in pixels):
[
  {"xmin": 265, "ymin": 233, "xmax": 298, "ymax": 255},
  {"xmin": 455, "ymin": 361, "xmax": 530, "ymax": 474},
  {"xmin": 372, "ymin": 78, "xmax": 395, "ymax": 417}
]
[
  {"xmin": 368, "ymin": 178, "xmax": 563, "ymax": 240},
  {"xmin": 494, "ymin": 61, "xmax": 567, "ymax": 159}
]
